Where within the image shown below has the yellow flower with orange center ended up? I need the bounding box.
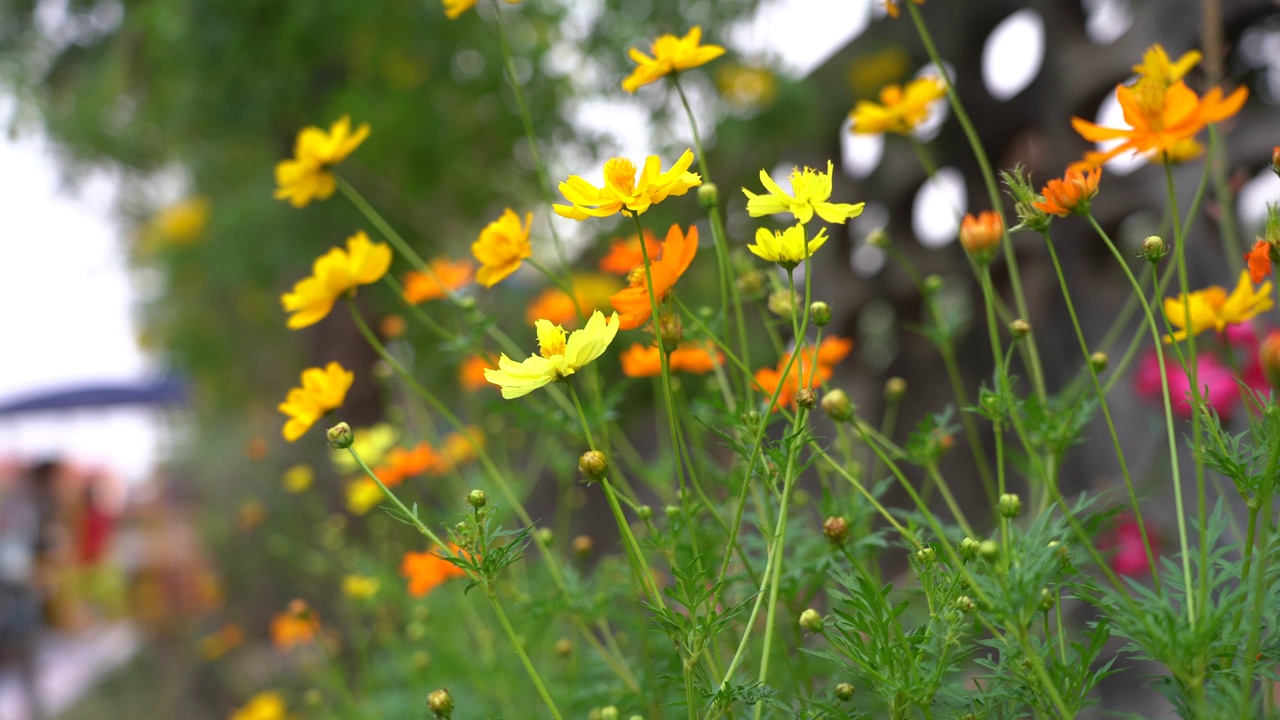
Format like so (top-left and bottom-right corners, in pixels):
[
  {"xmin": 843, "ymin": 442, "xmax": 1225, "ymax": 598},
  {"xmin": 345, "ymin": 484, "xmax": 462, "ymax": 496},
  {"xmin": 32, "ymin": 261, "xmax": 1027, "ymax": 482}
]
[
  {"xmin": 849, "ymin": 76, "xmax": 945, "ymax": 135},
  {"xmin": 743, "ymin": 161, "xmax": 865, "ymax": 225},
  {"xmin": 484, "ymin": 311, "xmax": 620, "ymax": 399},
  {"xmin": 1162, "ymin": 270, "xmax": 1273, "ymax": 342},
  {"xmin": 622, "ymin": 27, "xmax": 725, "ymax": 93},
  {"xmin": 554, "ymin": 151, "xmax": 701, "ymax": 220},
  {"xmin": 274, "ymin": 116, "xmax": 369, "ymax": 208},
  {"xmin": 281, "ymin": 232, "xmax": 392, "ymax": 329},
  {"xmin": 403, "ymin": 258, "xmax": 474, "ymax": 303},
  {"xmin": 277, "ymin": 362, "xmax": 354, "ymax": 442},
  {"xmin": 471, "ymin": 209, "xmax": 533, "ymax": 287},
  {"xmin": 270, "ymin": 599, "xmax": 319, "ymax": 650},
  {"xmin": 1033, "ymin": 167, "xmax": 1101, "ymax": 217},
  {"xmin": 401, "ymin": 548, "xmax": 466, "ymax": 597}
]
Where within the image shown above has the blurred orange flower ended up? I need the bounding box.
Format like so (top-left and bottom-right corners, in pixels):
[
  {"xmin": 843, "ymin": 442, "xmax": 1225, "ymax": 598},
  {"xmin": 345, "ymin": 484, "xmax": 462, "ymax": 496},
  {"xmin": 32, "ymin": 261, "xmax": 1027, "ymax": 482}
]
[
  {"xmin": 959, "ymin": 211, "xmax": 1003, "ymax": 262},
  {"xmin": 438, "ymin": 427, "xmax": 484, "ymax": 472},
  {"xmin": 1244, "ymin": 240, "xmax": 1274, "ymax": 285},
  {"xmin": 271, "ymin": 599, "xmax": 319, "ymax": 650},
  {"xmin": 619, "ymin": 343, "xmax": 724, "ymax": 377},
  {"xmin": 199, "ymin": 623, "xmax": 244, "ymax": 660},
  {"xmin": 754, "ymin": 336, "xmax": 853, "ymax": 409},
  {"xmin": 610, "ymin": 224, "xmax": 699, "ymax": 330},
  {"xmin": 525, "ymin": 275, "xmax": 622, "ymax": 326},
  {"xmin": 1034, "ymin": 167, "xmax": 1101, "ymax": 217},
  {"xmin": 401, "ymin": 548, "xmax": 466, "ymax": 597},
  {"xmin": 460, "ymin": 354, "xmax": 499, "ymax": 391},
  {"xmin": 403, "ymin": 258, "xmax": 474, "ymax": 303},
  {"xmin": 375, "ymin": 443, "xmax": 440, "ymax": 487},
  {"xmin": 601, "ymin": 231, "xmax": 661, "ymax": 274}
]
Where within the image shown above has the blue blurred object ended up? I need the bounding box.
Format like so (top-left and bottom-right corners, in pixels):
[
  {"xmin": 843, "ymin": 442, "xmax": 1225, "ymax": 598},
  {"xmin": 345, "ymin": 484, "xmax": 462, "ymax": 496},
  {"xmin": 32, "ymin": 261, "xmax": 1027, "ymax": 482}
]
[{"xmin": 0, "ymin": 377, "xmax": 187, "ymax": 415}]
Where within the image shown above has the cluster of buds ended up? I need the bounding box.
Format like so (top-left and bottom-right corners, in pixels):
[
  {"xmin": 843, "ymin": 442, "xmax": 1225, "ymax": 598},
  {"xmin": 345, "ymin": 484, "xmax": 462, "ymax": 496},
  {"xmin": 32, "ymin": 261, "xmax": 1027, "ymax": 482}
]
[{"xmin": 1000, "ymin": 166, "xmax": 1051, "ymax": 234}]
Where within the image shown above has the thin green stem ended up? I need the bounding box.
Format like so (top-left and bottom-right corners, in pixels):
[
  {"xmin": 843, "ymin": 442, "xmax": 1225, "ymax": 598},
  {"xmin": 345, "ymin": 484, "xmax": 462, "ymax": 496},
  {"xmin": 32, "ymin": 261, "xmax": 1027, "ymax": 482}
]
[{"xmin": 486, "ymin": 591, "xmax": 565, "ymax": 720}]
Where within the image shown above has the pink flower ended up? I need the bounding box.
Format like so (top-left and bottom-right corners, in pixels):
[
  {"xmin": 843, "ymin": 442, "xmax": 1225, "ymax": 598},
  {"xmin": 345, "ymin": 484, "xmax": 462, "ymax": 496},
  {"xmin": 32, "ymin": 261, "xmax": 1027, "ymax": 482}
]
[
  {"xmin": 1134, "ymin": 351, "xmax": 1241, "ymax": 419},
  {"xmin": 1106, "ymin": 515, "xmax": 1156, "ymax": 577}
]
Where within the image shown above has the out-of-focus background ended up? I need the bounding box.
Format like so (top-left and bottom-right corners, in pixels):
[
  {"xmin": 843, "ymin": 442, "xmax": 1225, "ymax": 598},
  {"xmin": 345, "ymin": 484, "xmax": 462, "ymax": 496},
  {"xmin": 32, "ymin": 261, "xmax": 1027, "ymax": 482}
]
[{"xmin": 1, "ymin": 0, "xmax": 1279, "ymax": 716}]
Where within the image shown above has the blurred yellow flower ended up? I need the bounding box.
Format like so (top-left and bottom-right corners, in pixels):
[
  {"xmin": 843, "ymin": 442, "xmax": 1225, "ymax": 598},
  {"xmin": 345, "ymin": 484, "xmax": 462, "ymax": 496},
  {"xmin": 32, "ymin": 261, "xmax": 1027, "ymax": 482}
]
[
  {"xmin": 274, "ymin": 116, "xmax": 369, "ymax": 208},
  {"xmin": 281, "ymin": 231, "xmax": 392, "ymax": 329},
  {"xmin": 331, "ymin": 423, "xmax": 399, "ymax": 472},
  {"xmin": 743, "ymin": 161, "xmax": 865, "ymax": 225},
  {"xmin": 472, "ymin": 209, "xmax": 533, "ymax": 287},
  {"xmin": 440, "ymin": 427, "xmax": 484, "ymax": 469},
  {"xmin": 346, "ymin": 477, "xmax": 385, "ymax": 515},
  {"xmin": 747, "ymin": 224, "xmax": 828, "ymax": 269},
  {"xmin": 622, "ymin": 26, "xmax": 725, "ymax": 93},
  {"xmin": 1163, "ymin": 270, "xmax": 1273, "ymax": 343},
  {"xmin": 443, "ymin": 0, "xmax": 519, "ymax": 20},
  {"xmin": 849, "ymin": 77, "xmax": 945, "ymax": 135},
  {"xmin": 148, "ymin": 196, "xmax": 211, "ymax": 247},
  {"xmin": 485, "ymin": 311, "xmax": 620, "ymax": 398},
  {"xmin": 278, "ymin": 362, "xmax": 354, "ymax": 442},
  {"xmin": 342, "ymin": 574, "xmax": 381, "ymax": 599},
  {"xmin": 716, "ymin": 64, "xmax": 778, "ymax": 111},
  {"xmin": 525, "ymin": 274, "xmax": 622, "ymax": 326},
  {"xmin": 1132, "ymin": 44, "xmax": 1200, "ymax": 88},
  {"xmin": 282, "ymin": 464, "xmax": 314, "ymax": 493},
  {"xmin": 554, "ymin": 151, "xmax": 701, "ymax": 221},
  {"xmin": 230, "ymin": 691, "xmax": 288, "ymax": 720}
]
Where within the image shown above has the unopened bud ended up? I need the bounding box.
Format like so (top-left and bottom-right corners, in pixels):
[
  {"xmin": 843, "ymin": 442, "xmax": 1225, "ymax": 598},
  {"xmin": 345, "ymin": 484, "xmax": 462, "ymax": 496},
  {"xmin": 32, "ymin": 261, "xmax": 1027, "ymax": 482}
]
[
  {"xmin": 572, "ymin": 535, "xmax": 593, "ymax": 556},
  {"xmin": 884, "ymin": 377, "xmax": 907, "ymax": 402},
  {"xmin": 978, "ymin": 539, "xmax": 999, "ymax": 561},
  {"xmin": 664, "ymin": 504, "xmax": 680, "ymax": 520},
  {"xmin": 427, "ymin": 689, "xmax": 454, "ymax": 718},
  {"xmin": 998, "ymin": 492, "xmax": 1022, "ymax": 518},
  {"xmin": 600, "ymin": 706, "xmax": 620, "ymax": 720},
  {"xmin": 534, "ymin": 527, "xmax": 553, "ymax": 546},
  {"xmin": 657, "ymin": 311, "xmax": 683, "ymax": 349},
  {"xmin": 835, "ymin": 682, "xmax": 855, "ymax": 701},
  {"xmin": 767, "ymin": 289, "xmax": 794, "ymax": 317},
  {"xmin": 555, "ymin": 638, "xmax": 573, "ymax": 657},
  {"xmin": 467, "ymin": 489, "xmax": 487, "ymax": 509},
  {"xmin": 810, "ymin": 301, "xmax": 831, "ymax": 327},
  {"xmin": 1260, "ymin": 331, "xmax": 1280, "ymax": 390},
  {"xmin": 915, "ymin": 546, "xmax": 936, "ymax": 564},
  {"xmin": 1009, "ymin": 319, "xmax": 1031, "ymax": 339},
  {"xmin": 327, "ymin": 422, "xmax": 353, "ymax": 449},
  {"xmin": 821, "ymin": 389, "xmax": 853, "ymax": 422},
  {"xmin": 922, "ymin": 274, "xmax": 943, "ymax": 295},
  {"xmin": 823, "ymin": 516, "xmax": 849, "ymax": 545},
  {"xmin": 1141, "ymin": 235, "xmax": 1167, "ymax": 263},
  {"xmin": 866, "ymin": 227, "xmax": 891, "ymax": 249},
  {"xmin": 1272, "ymin": 147, "xmax": 1280, "ymax": 178},
  {"xmin": 636, "ymin": 505, "xmax": 653, "ymax": 521},
  {"xmin": 1038, "ymin": 587, "xmax": 1056, "ymax": 612},
  {"xmin": 737, "ymin": 269, "xmax": 766, "ymax": 295},
  {"xmin": 698, "ymin": 182, "xmax": 719, "ymax": 209},
  {"xmin": 955, "ymin": 595, "xmax": 976, "ymax": 613},
  {"xmin": 579, "ymin": 450, "xmax": 609, "ymax": 483},
  {"xmin": 799, "ymin": 608, "xmax": 824, "ymax": 633},
  {"xmin": 796, "ymin": 388, "xmax": 817, "ymax": 409},
  {"xmin": 1089, "ymin": 352, "xmax": 1108, "ymax": 372},
  {"xmin": 960, "ymin": 537, "xmax": 980, "ymax": 559}
]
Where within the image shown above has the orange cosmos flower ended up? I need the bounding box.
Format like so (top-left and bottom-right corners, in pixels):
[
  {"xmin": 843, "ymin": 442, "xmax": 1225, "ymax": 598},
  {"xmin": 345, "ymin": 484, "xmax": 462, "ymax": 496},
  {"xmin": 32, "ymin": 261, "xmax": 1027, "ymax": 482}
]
[
  {"xmin": 199, "ymin": 623, "xmax": 244, "ymax": 660},
  {"xmin": 600, "ymin": 230, "xmax": 661, "ymax": 274},
  {"xmin": 1244, "ymin": 240, "xmax": 1274, "ymax": 285},
  {"xmin": 619, "ymin": 342, "xmax": 724, "ymax": 377},
  {"xmin": 403, "ymin": 258, "xmax": 474, "ymax": 303},
  {"xmin": 374, "ymin": 442, "xmax": 440, "ymax": 488},
  {"xmin": 460, "ymin": 354, "xmax": 498, "ymax": 391},
  {"xmin": 610, "ymin": 224, "xmax": 699, "ymax": 330},
  {"xmin": 401, "ymin": 548, "xmax": 466, "ymax": 597},
  {"xmin": 959, "ymin": 211, "xmax": 1003, "ymax": 262},
  {"xmin": 753, "ymin": 336, "xmax": 854, "ymax": 409},
  {"xmin": 1070, "ymin": 80, "xmax": 1247, "ymax": 171},
  {"xmin": 525, "ymin": 275, "xmax": 622, "ymax": 327},
  {"xmin": 437, "ymin": 427, "xmax": 484, "ymax": 472},
  {"xmin": 1034, "ymin": 166, "xmax": 1101, "ymax": 217},
  {"xmin": 270, "ymin": 599, "xmax": 320, "ymax": 650}
]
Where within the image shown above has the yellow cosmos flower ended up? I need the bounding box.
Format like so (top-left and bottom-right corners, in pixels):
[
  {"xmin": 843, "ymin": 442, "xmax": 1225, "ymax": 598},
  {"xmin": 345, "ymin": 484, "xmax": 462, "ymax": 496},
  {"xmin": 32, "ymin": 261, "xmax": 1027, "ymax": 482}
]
[
  {"xmin": 849, "ymin": 76, "xmax": 946, "ymax": 135},
  {"xmin": 148, "ymin": 196, "xmax": 211, "ymax": 247},
  {"xmin": 342, "ymin": 574, "xmax": 381, "ymax": 599},
  {"xmin": 472, "ymin": 209, "xmax": 533, "ymax": 287},
  {"xmin": 622, "ymin": 26, "xmax": 725, "ymax": 93},
  {"xmin": 281, "ymin": 232, "xmax": 392, "ymax": 329},
  {"xmin": 278, "ymin": 362, "xmax": 354, "ymax": 442},
  {"xmin": 1162, "ymin": 270, "xmax": 1274, "ymax": 343},
  {"xmin": 485, "ymin": 311, "xmax": 620, "ymax": 399},
  {"xmin": 554, "ymin": 151, "xmax": 701, "ymax": 221},
  {"xmin": 1133, "ymin": 44, "xmax": 1200, "ymax": 88},
  {"xmin": 346, "ymin": 478, "xmax": 385, "ymax": 516},
  {"xmin": 230, "ymin": 691, "xmax": 289, "ymax": 720},
  {"xmin": 747, "ymin": 224, "xmax": 828, "ymax": 269},
  {"xmin": 743, "ymin": 161, "xmax": 865, "ymax": 225},
  {"xmin": 282, "ymin": 464, "xmax": 314, "ymax": 493},
  {"xmin": 274, "ymin": 116, "xmax": 370, "ymax": 208}
]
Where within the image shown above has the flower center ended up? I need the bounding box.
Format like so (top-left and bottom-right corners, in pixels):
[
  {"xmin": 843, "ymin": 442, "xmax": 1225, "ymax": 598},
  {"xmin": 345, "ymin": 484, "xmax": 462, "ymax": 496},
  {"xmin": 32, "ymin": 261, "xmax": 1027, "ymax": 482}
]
[
  {"xmin": 1134, "ymin": 79, "xmax": 1167, "ymax": 127},
  {"xmin": 538, "ymin": 325, "xmax": 568, "ymax": 358},
  {"xmin": 604, "ymin": 157, "xmax": 637, "ymax": 195}
]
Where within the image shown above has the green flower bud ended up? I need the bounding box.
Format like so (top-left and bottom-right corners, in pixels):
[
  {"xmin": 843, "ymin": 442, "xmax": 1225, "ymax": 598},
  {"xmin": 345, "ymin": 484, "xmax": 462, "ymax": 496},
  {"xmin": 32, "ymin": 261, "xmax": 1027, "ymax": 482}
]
[
  {"xmin": 835, "ymin": 682, "xmax": 855, "ymax": 701},
  {"xmin": 427, "ymin": 689, "xmax": 454, "ymax": 718},
  {"xmin": 1141, "ymin": 235, "xmax": 1167, "ymax": 263},
  {"xmin": 636, "ymin": 505, "xmax": 653, "ymax": 521},
  {"xmin": 998, "ymin": 492, "xmax": 1022, "ymax": 518},
  {"xmin": 810, "ymin": 301, "xmax": 831, "ymax": 327},
  {"xmin": 796, "ymin": 388, "xmax": 817, "ymax": 409},
  {"xmin": 884, "ymin": 377, "xmax": 907, "ymax": 402},
  {"xmin": 955, "ymin": 595, "xmax": 976, "ymax": 613},
  {"xmin": 327, "ymin": 422, "xmax": 353, "ymax": 449},
  {"xmin": 867, "ymin": 227, "xmax": 891, "ymax": 249},
  {"xmin": 467, "ymin": 489, "xmax": 487, "ymax": 509},
  {"xmin": 823, "ymin": 516, "xmax": 850, "ymax": 545},
  {"xmin": 1089, "ymin": 352, "xmax": 1108, "ymax": 372},
  {"xmin": 978, "ymin": 539, "xmax": 1000, "ymax": 561},
  {"xmin": 1039, "ymin": 587, "xmax": 1056, "ymax": 612},
  {"xmin": 960, "ymin": 537, "xmax": 981, "ymax": 559},
  {"xmin": 821, "ymin": 389, "xmax": 853, "ymax": 422},
  {"xmin": 799, "ymin": 608, "xmax": 824, "ymax": 633},
  {"xmin": 915, "ymin": 546, "xmax": 936, "ymax": 564},
  {"xmin": 698, "ymin": 183, "xmax": 719, "ymax": 209},
  {"xmin": 579, "ymin": 450, "xmax": 609, "ymax": 483},
  {"xmin": 601, "ymin": 706, "xmax": 620, "ymax": 720},
  {"xmin": 923, "ymin": 274, "xmax": 944, "ymax": 295}
]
